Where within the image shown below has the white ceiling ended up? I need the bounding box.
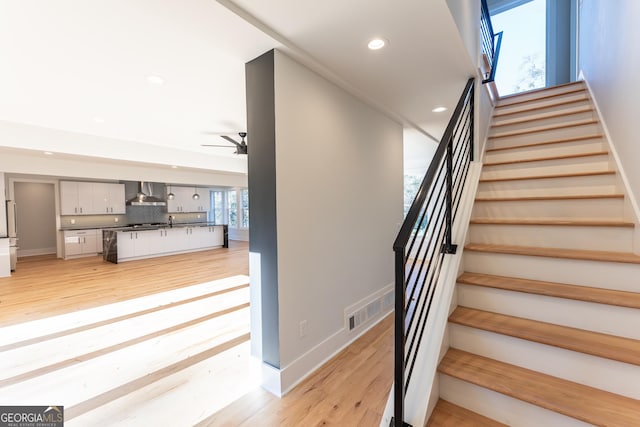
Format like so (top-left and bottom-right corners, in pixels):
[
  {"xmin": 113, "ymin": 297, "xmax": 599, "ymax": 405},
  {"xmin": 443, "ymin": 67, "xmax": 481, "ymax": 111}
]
[{"xmin": 0, "ymin": 0, "xmax": 475, "ymax": 174}]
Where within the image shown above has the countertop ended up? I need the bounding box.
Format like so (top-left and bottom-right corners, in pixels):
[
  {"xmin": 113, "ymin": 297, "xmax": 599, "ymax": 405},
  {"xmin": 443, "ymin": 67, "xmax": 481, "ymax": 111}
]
[{"xmin": 62, "ymin": 222, "xmax": 226, "ymax": 232}]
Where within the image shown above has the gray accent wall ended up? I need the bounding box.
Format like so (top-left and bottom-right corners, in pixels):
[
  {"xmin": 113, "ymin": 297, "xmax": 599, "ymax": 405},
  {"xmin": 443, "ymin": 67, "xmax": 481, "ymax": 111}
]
[
  {"xmin": 246, "ymin": 50, "xmax": 281, "ymax": 369},
  {"xmin": 546, "ymin": 0, "xmax": 573, "ymax": 86},
  {"xmin": 0, "ymin": 173, "xmax": 6, "ymax": 237},
  {"xmin": 246, "ymin": 48, "xmax": 403, "ymax": 392},
  {"xmin": 14, "ymin": 182, "xmax": 57, "ymax": 256}
]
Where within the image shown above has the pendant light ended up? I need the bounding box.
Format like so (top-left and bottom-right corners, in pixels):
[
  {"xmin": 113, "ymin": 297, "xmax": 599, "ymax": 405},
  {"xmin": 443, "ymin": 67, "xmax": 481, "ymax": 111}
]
[
  {"xmin": 167, "ymin": 184, "xmax": 175, "ymax": 200},
  {"xmin": 192, "ymin": 186, "xmax": 200, "ymax": 200}
]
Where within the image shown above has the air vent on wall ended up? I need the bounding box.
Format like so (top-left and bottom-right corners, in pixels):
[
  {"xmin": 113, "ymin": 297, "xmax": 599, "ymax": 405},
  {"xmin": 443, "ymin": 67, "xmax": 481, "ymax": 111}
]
[{"xmin": 346, "ymin": 289, "xmax": 394, "ymax": 332}]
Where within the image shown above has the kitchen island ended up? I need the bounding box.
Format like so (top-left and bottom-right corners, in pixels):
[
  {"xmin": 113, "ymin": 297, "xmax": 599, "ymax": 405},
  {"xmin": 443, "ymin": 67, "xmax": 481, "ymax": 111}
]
[{"xmin": 103, "ymin": 223, "xmax": 228, "ymax": 263}]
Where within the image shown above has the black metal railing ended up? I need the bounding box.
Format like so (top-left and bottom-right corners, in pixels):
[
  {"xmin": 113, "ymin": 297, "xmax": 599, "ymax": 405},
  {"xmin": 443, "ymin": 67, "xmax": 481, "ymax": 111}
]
[
  {"xmin": 481, "ymin": 0, "xmax": 503, "ymax": 84},
  {"xmin": 391, "ymin": 78, "xmax": 475, "ymax": 427}
]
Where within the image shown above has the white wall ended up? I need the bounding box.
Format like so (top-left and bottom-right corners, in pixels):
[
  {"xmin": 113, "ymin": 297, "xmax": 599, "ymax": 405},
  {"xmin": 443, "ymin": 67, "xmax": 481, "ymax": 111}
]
[
  {"xmin": 0, "ymin": 172, "xmax": 6, "ymax": 237},
  {"xmin": 0, "ymin": 120, "xmax": 247, "ymax": 175},
  {"xmin": 273, "ymin": 50, "xmax": 403, "ymax": 389},
  {"xmin": 0, "ymin": 147, "xmax": 247, "ymax": 188},
  {"xmin": 404, "ymin": 129, "xmax": 438, "ymax": 178},
  {"xmin": 446, "ymin": 0, "xmax": 481, "ymax": 69},
  {"xmin": 578, "ymin": 0, "xmax": 640, "ymax": 213}
]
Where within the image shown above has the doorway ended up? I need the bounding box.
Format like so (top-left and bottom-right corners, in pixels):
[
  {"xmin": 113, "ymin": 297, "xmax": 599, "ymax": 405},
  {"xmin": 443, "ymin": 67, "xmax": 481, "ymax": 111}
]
[{"xmin": 13, "ymin": 182, "xmax": 57, "ymax": 257}]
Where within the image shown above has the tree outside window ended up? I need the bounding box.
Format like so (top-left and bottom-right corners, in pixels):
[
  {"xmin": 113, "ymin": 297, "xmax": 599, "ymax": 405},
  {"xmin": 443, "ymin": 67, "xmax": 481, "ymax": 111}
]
[
  {"xmin": 209, "ymin": 188, "xmax": 248, "ymax": 229},
  {"xmin": 241, "ymin": 189, "xmax": 249, "ymax": 228},
  {"xmin": 227, "ymin": 190, "xmax": 237, "ymax": 227}
]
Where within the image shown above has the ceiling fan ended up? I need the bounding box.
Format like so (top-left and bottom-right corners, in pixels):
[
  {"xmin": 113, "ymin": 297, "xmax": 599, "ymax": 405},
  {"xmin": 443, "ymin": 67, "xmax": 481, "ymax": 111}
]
[{"xmin": 201, "ymin": 132, "xmax": 248, "ymax": 155}]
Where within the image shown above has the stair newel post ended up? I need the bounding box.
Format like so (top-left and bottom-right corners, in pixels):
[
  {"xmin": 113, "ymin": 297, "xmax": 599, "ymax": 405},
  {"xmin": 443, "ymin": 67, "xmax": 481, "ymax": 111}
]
[
  {"xmin": 393, "ymin": 248, "xmax": 406, "ymax": 427},
  {"xmin": 444, "ymin": 134, "xmax": 458, "ymax": 255}
]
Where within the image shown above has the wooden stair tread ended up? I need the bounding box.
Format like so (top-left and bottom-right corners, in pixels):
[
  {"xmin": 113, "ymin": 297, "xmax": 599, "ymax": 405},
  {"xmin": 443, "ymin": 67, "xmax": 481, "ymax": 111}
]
[
  {"xmin": 458, "ymin": 271, "xmax": 640, "ymax": 310},
  {"xmin": 483, "ymin": 150, "xmax": 608, "ymax": 167},
  {"xmin": 485, "ymin": 134, "xmax": 604, "ymax": 153},
  {"xmin": 438, "ymin": 348, "xmax": 640, "ymax": 426},
  {"xmin": 497, "ymin": 82, "xmax": 585, "ymax": 106},
  {"xmin": 464, "ymin": 243, "xmax": 640, "ymax": 265},
  {"xmin": 479, "ymin": 169, "xmax": 614, "ymax": 183},
  {"xmin": 469, "ymin": 218, "xmax": 634, "ymax": 227},
  {"xmin": 475, "ymin": 194, "xmax": 624, "ymax": 202},
  {"xmin": 450, "ymin": 307, "xmax": 640, "ymax": 366},
  {"xmin": 489, "ymin": 119, "xmax": 597, "ymax": 140},
  {"xmin": 427, "ymin": 399, "xmax": 507, "ymax": 427},
  {"xmin": 493, "ymin": 98, "xmax": 588, "ymax": 118},
  {"xmin": 491, "ymin": 105, "xmax": 594, "ymax": 128}
]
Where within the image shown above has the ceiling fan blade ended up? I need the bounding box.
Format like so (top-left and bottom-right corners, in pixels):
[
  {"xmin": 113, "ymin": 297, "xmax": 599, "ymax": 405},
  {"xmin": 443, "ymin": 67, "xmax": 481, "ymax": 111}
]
[{"xmin": 221, "ymin": 135, "xmax": 242, "ymax": 147}]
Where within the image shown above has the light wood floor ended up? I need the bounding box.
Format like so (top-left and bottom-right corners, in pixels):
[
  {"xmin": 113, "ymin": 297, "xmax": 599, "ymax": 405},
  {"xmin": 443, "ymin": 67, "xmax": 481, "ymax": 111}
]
[
  {"xmin": 0, "ymin": 242, "xmax": 394, "ymax": 426},
  {"xmin": 0, "ymin": 241, "xmax": 249, "ymax": 326},
  {"xmin": 199, "ymin": 313, "xmax": 394, "ymax": 427}
]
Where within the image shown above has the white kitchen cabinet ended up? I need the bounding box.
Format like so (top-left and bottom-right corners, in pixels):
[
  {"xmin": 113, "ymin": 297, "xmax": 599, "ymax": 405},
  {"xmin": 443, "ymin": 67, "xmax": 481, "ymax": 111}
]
[
  {"xmin": 64, "ymin": 229, "xmax": 100, "ymax": 258},
  {"xmin": 167, "ymin": 187, "xmax": 209, "ymax": 213},
  {"xmin": 189, "ymin": 226, "xmax": 207, "ymax": 249},
  {"xmin": 168, "ymin": 227, "xmax": 193, "ymax": 252},
  {"xmin": 113, "ymin": 225, "xmax": 225, "ymax": 262},
  {"xmin": 167, "ymin": 187, "xmax": 192, "ymax": 213},
  {"xmin": 117, "ymin": 229, "xmax": 172, "ymax": 258},
  {"xmin": 194, "ymin": 190, "xmax": 210, "ymax": 213},
  {"xmin": 203, "ymin": 225, "xmax": 224, "ymax": 247},
  {"xmin": 61, "ymin": 181, "xmax": 125, "ymax": 215},
  {"xmin": 139, "ymin": 229, "xmax": 168, "ymax": 255},
  {"xmin": 92, "ymin": 183, "xmax": 126, "ymax": 214},
  {"xmin": 190, "ymin": 226, "xmax": 222, "ymax": 249},
  {"xmin": 60, "ymin": 181, "xmax": 94, "ymax": 215},
  {"xmin": 117, "ymin": 231, "xmax": 137, "ymax": 259}
]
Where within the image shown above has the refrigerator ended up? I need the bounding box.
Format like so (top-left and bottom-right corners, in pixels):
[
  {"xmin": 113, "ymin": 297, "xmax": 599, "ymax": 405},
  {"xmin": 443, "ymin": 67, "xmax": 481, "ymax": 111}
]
[{"xmin": 6, "ymin": 200, "xmax": 17, "ymax": 271}]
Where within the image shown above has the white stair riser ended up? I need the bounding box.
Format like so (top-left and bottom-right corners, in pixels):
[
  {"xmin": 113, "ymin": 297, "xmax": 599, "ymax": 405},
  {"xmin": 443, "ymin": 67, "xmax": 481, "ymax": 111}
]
[
  {"xmin": 497, "ymin": 85, "xmax": 586, "ymax": 106},
  {"xmin": 488, "ymin": 123, "xmax": 601, "ymax": 150},
  {"xmin": 490, "ymin": 110, "xmax": 596, "ymax": 135},
  {"xmin": 472, "ymin": 198, "xmax": 625, "ymax": 219},
  {"xmin": 484, "ymin": 139, "xmax": 606, "ymax": 163},
  {"xmin": 493, "ymin": 98, "xmax": 591, "ymax": 122},
  {"xmin": 439, "ymin": 374, "xmax": 593, "ymax": 427},
  {"xmin": 468, "ymin": 223, "xmax": 634, "ymax": 252},
  {"xmin": 463, "ymin": 251, "xmax": 640, "ymax": 292},
  {"xmin": 456, "ymin": 284, "xmax": 640, "ymax": 339},
  {"xmin": 477, "ymin": 173, "xmax": 620, "ymax": 195},
  {"xmin": 481, "ymin": 159, "xmax": 611, "ymax": 180},
  {"xmin": 449, "ymin": 324, "xmax": 640, "ymax": 398}
]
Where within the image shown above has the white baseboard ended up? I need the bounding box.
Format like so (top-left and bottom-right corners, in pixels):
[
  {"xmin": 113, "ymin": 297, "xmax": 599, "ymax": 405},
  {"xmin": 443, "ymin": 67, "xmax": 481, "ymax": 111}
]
[
  {"xmin": 260, "ymin": 284, "xmax": 393, "ymax": 397},
  {"xmin": 18, "ymin": 247, "xmax": 56, "ymax": 257},
  {"xmin": 229, "ymin": 228, "xmax": 249, "ymax": 241},
  {"xmin": 579, "ymin": 71, "xmax": 640, "ymax": 254}
]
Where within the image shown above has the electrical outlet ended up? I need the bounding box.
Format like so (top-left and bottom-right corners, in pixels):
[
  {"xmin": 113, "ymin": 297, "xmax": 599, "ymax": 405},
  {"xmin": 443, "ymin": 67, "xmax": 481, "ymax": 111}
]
[
  {"xmin": 114, "ymin": 217, "xmax": 119, "ymax": 223},
  {"xmin": 299, "ymin": 320, "xmax": 308, "ymax": 338},
  {"xmin": 70, "ymin": 219, "xmax": 76, "ymax": 225},
  {"xmin": 197, "ymin": 214, "xmax": 201, "ymax": 219}
]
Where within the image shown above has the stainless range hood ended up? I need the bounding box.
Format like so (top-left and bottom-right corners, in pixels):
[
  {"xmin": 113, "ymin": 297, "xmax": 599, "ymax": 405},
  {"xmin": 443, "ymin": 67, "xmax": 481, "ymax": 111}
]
[{"xmin": 126, "ymin": 181, "xmax": 167, "ymax": 206}]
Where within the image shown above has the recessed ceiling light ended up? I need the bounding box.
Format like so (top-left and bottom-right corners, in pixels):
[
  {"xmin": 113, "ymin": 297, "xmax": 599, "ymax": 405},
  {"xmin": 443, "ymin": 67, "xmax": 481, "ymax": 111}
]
[
  {"xmin": 43, "ymin": 151, "xmax": 53, "ymax": 156},
  {"xmin": 93, "ymin": 116, "xmax": 105, "ymax": 123},
  {"xmin": 147, "ymin": 75, "xmax": 164, "ymax": 85},
  {"xmin": 368, "ymin": 38, "xmax": 387, "ymax": 50},
  {"xmin": 171, "ymin": 165, "xmax": 178, "ymax": 169},
  {"xmin": 432, "ymin": 106, "xmax": 448, "ymax": 113}
]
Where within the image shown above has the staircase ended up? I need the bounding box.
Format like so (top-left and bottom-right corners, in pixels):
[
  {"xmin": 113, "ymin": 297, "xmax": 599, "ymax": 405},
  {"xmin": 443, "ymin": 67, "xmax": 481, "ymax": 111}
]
[{"xmin": 427, "ymin": 82, "xmax": 640, "ymax": 426}]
